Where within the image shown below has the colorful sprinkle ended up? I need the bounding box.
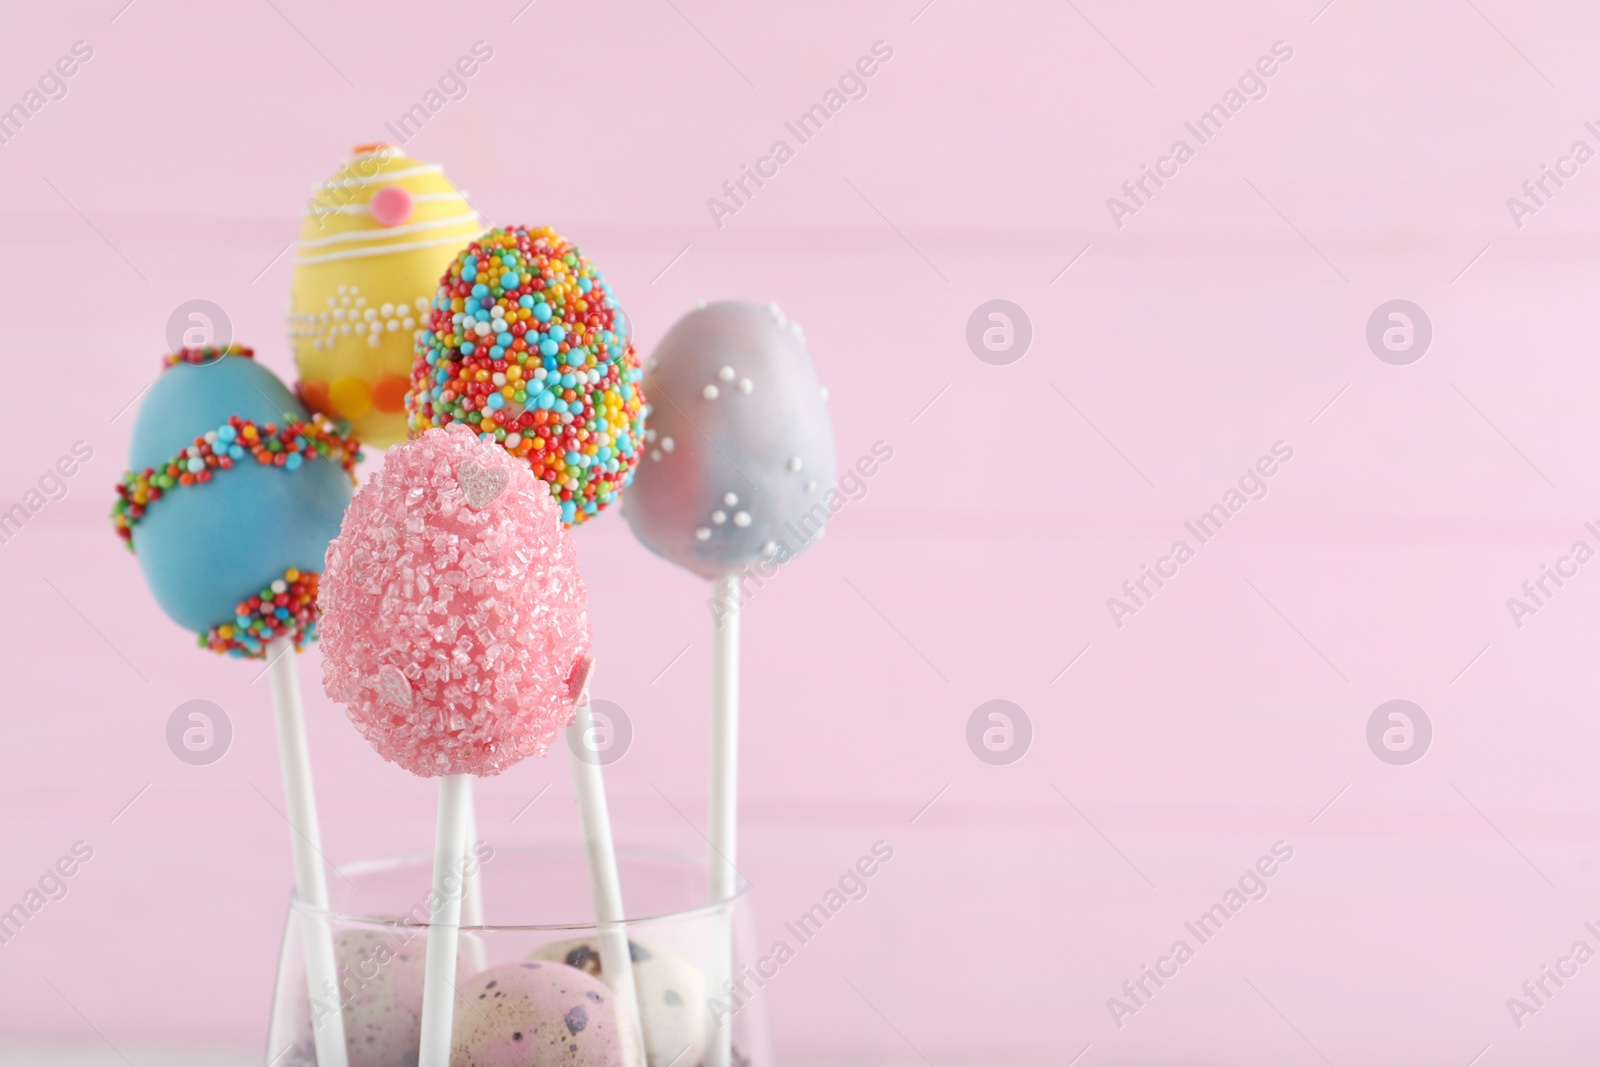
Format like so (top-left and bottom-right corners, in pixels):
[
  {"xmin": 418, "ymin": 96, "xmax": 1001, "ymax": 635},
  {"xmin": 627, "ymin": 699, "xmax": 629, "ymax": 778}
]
[
  {"xmin": 406, "ymin": 226, "xmax": 646, "ymax": 526},
  {"xmin": 198, "ymin": 567, "xmax": 321, "ymax": 658},
  {"xmin": 164, "ymin": 344, "xmax": 254, "ymax": 369},
  {"xmin": 111, "ymin": 412, "xmax": 362, "ymax": 549}
]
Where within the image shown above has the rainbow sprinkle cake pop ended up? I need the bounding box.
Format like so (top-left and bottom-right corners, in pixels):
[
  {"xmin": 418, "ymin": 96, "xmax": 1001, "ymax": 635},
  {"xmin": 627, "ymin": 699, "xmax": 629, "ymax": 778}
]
[
  {"xmin": 290, "ymin": 145, "xmax": 484, "ymax": 448},
  {"xmin": 113, "ymin": 345, "xmax": 360, "ymax": 656},
  {"xmin": 319, "ymin": 422, "xmax": 593, "ymax": 777},
  {"xmin": 406, "ymin": 225, "xmax": 645, "ymax": 526}
]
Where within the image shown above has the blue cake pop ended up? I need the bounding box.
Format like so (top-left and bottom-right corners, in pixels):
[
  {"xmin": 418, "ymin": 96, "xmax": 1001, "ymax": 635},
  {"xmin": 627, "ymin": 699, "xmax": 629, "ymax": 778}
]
[{"xmin": 113, "ymin": 346, "xmax": 360, "ymax": 656}]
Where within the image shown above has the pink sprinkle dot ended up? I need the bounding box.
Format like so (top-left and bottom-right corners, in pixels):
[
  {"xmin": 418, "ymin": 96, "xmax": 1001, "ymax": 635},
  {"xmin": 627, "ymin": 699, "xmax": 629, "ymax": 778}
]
[{"xmin": 369, "ymin": 185, "xmax": 414, "ymax": 227}]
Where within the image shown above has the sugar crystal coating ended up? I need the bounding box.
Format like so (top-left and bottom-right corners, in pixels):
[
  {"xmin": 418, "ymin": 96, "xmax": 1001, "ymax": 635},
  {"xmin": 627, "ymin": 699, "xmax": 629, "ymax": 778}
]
[{"xmin": 320, "ymin": 423, "xmax": 592, "ymax": 778}]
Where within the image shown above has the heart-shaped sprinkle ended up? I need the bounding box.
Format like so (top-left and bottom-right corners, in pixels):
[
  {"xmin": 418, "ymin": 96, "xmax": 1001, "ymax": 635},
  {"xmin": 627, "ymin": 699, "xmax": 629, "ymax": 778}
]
[
  {"xmin": 566, "ymin": 656, "xmax": 595, "ymax": 704},
  {"xmin": 376, "ymin": 665, "xmax": 413, "ymax": 707},
  {"xmin": 457, "ymin": 461, "xmax": 509, "ymax": 509}
]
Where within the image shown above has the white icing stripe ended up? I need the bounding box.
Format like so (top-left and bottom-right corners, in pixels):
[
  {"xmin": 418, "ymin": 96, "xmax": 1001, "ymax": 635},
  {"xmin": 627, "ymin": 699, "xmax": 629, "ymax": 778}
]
[
  {"xmin": 297, "ymin": 211, "xmax": 481, "ymax": 250},
  {"xmin": 294, "ymin": 229, "xmax": 487, "ymax": 266},
  {"xmin": 307, "ymin": 163, "xmax": 443, "ymax": 196},
  {"xmin": 321, "ymin": 191, "xmax": 470, "ymax": 215}
]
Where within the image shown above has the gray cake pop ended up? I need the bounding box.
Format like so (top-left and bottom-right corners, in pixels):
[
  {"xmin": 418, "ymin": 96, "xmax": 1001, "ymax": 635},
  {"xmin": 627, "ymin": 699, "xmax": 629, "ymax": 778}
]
[{"xmin": 624, "ymin": 301, "xmax": 836, "ymax": 579}]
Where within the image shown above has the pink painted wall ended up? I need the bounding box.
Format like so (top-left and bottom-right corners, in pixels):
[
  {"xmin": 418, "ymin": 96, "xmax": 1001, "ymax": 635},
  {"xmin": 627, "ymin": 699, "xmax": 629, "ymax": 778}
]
[{"xmin": 3, "ymin": 0, "xmax": 1600, "ymax": 1062}]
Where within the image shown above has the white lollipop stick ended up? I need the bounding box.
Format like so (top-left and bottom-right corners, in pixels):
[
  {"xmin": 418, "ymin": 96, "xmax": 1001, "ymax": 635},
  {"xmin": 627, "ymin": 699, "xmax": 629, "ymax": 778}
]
[
  {"xmin": 565, "ymin": 661, "xmax": 643, "ymax": 1037},
  {"xmin": 265, "ymin": 635, "xmax": 349, "ymax": 1067},
  {"xmin": 418, "ymin": 773, "xmax": 471, "ymax": 1067},
  {"xmin": 705, "ymin": 575, "xmax": 741, "ymax": 1067},
  {"xmin": 459, "ymin": 782, "xmax": 487, "ymax": 971}
]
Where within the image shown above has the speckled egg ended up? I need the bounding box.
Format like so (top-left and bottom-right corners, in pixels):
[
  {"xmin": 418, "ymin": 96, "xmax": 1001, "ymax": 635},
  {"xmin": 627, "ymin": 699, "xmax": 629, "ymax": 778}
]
[
  {"xmin": 528, "ymin": 938, "xmax": 704, "ymax": 1067},
  {"xmin": 291, "ymin": 928, "xmax": 475, "ymax": 1067},
  {"xmin": 451, "ymin": 961, "xmax": 643, "ymax": 1067},
  {"xmin": 623, "ymin": 301, "xmax": 835, "ymax": 580}
]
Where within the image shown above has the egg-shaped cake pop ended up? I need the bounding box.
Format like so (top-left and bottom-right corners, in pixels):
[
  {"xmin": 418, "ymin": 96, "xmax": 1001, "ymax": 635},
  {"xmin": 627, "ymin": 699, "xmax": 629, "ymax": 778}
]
[
  {"xmin": 290, "ymin": 145, "xmax": 484, "ymax": 447},
  {"xmin": 624, "ymin": 302, "xmax": 835, "ymax": 579},
  {"xmin": 290, "ymin": 929, "xmax": 476, "ymax": 1067},
  {"xmin": 407, "ymin": 225, "xmax": 645, "ymax": 526},
  {"xmin": 452, "ymin": 961, "xmax": 643, "ymax": 1067},
  {"xmin": 529, "ymin": 939, "xmax": 704, "ymax": 1067},
  {"xmin": 111, "ymin": 346, "xmax": 361, "ymax": 656},
  {"xmin": 319, "ymin": 422, "xmax": 592, "ymax": 778}
]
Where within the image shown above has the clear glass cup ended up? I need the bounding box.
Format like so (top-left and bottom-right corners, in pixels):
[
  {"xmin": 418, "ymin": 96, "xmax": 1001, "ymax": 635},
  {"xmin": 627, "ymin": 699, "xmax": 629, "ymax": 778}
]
[{"xmin": 265, "ymin": 845, "xmax": 775, "ymax": 1067}]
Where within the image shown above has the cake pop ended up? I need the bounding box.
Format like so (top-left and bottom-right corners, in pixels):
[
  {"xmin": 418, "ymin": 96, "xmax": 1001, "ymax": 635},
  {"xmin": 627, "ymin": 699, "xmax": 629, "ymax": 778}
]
[
  {"xmin": 290, "ymin": 145, "xmax": 483, "ymax": 447},
  {"xmin": 623, "ymin": 301, "xmax": 835, "ymax": 578},
  {"xmin": 319, "ymin": 422, "xmax": 599, "ymax": 1067},
  {"xmin": 406, "ymin": 225, "xmax": 645, "ymax": 526},
  {"xmin": 621, "ymin": 300, "xmax": 835, "ymax": 1067},
  {"xmin": 319, "ymin": 422, "xmax": 592, "ymax": 778},
  {"xmin": 114, "ymin": 345, "xmax": 360, "ymax": 654},
  {"xmin": 530, "ymin": 939, "xmax": 704, "ymax": 1067},
  {"xmin": 114, "ymin": 344, "xmax": 361, "ymax": 1067},
  {"xmin": 452, "ymin": 961, "xmax": 643, "ymax": 1067}
]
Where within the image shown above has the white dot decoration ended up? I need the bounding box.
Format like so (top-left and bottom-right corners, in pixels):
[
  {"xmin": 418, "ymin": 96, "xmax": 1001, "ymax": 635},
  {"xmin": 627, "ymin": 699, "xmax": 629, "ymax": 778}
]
[
  {"xmin": 695, "ymin": 527, "xmax": 712, "ymax": 541},
  {"xmin": 788, "ymin": 456, "xmax": 803, "ymax": 472},
  {"xmin": 718, "ymin": 366, "xmax": 735, "ymax": 381},
  {"xmin": 661, "ymin": 437, "xmax": 675, "ymax": 452},
  {"xmin": 738, "ymin": 378, "xmax": 754, "ymax": 394},
  {"xmin": 733, "ymin": 511, "xmax": 751, "ymax": 527},
  {"xmin": 723, "ymin": 492, "xmax": 738, "ymax": 506},
  {"xmin": 703, "ymin": 384, "xmax": 719, "ymax": 400},
  {"xmin": 712, "ymin": 510, "xmax": 727, "ymax": 524}
]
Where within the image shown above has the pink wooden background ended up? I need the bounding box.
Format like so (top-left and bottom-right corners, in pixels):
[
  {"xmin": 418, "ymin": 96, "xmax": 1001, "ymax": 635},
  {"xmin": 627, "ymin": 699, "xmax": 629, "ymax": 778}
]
[{"xmin": 4, "ymin": 1, "xmax": 1600, "ymax": 1063}]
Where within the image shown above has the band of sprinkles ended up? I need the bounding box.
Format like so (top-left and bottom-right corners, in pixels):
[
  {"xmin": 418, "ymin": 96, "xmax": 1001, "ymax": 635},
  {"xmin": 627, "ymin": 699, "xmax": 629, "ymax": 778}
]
[
  {"xmin": 199, "ymin": 567, "xmax": 321, "ymax": 658},
  {"xmin": 164, "ymin": 343, "xmax": 256, "ymax": 368},
  {"xmin": 111, "ymin": 413, "xmax": 362, "ymax": 549}
]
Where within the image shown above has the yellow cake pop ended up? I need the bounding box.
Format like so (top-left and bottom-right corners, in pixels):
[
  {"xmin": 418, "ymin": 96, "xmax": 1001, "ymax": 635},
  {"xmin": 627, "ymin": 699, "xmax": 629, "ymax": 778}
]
[{"xmin": 288, "ymin": 145, "xmax": 484, "ymax": 447}]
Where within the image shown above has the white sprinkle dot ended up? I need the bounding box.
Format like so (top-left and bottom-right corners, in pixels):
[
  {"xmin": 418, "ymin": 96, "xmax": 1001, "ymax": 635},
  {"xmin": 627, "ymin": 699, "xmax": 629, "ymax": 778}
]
[
  {"xmin": 761, "ymin": 541, "xmax": 778, "ymax": 555},
  {"xmin": 788, "ymin": 456, "xmax": 802, "ymax": 472},
  {"xmin": 733, "ymin": 511, "xmax": 751, "ymax": 527},
  {"xmin": 723, "ymin": 492, "xmax": 738, "ymax": 506},
  {"xmin": 661, "ymin": 437, "xmax": 675, "ymax": 452},
  {"xmin": 738, "ymin": 378, "xmax": 753, "ymax": 394},
  {"xmin": 712, "ymin": 510, "xmax": 727, "ymax": 524},
  {"xmin": 718, "ymin": 366, "xmax": 735, "ymax": 381},
  {"xmin": 695, "ymin": 527, "xmax": 712, "ymax": 541},
  {"xmin": 805, "ymin": 479, "xmax": 817, "ymax": 492},
  {"xmin": 703, "ymin": 384, "xmax": 719, "ymax": 400},
  {"xmin": 651, "ymin": 450, "xmax": 662, "ymax": 461}
]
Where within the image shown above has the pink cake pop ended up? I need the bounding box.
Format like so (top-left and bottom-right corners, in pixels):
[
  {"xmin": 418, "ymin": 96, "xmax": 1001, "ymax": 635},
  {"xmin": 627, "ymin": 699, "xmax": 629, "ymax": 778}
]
[{"xmin": 319, "ymin": 421, "xmax": 593, "ymax": 778}]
